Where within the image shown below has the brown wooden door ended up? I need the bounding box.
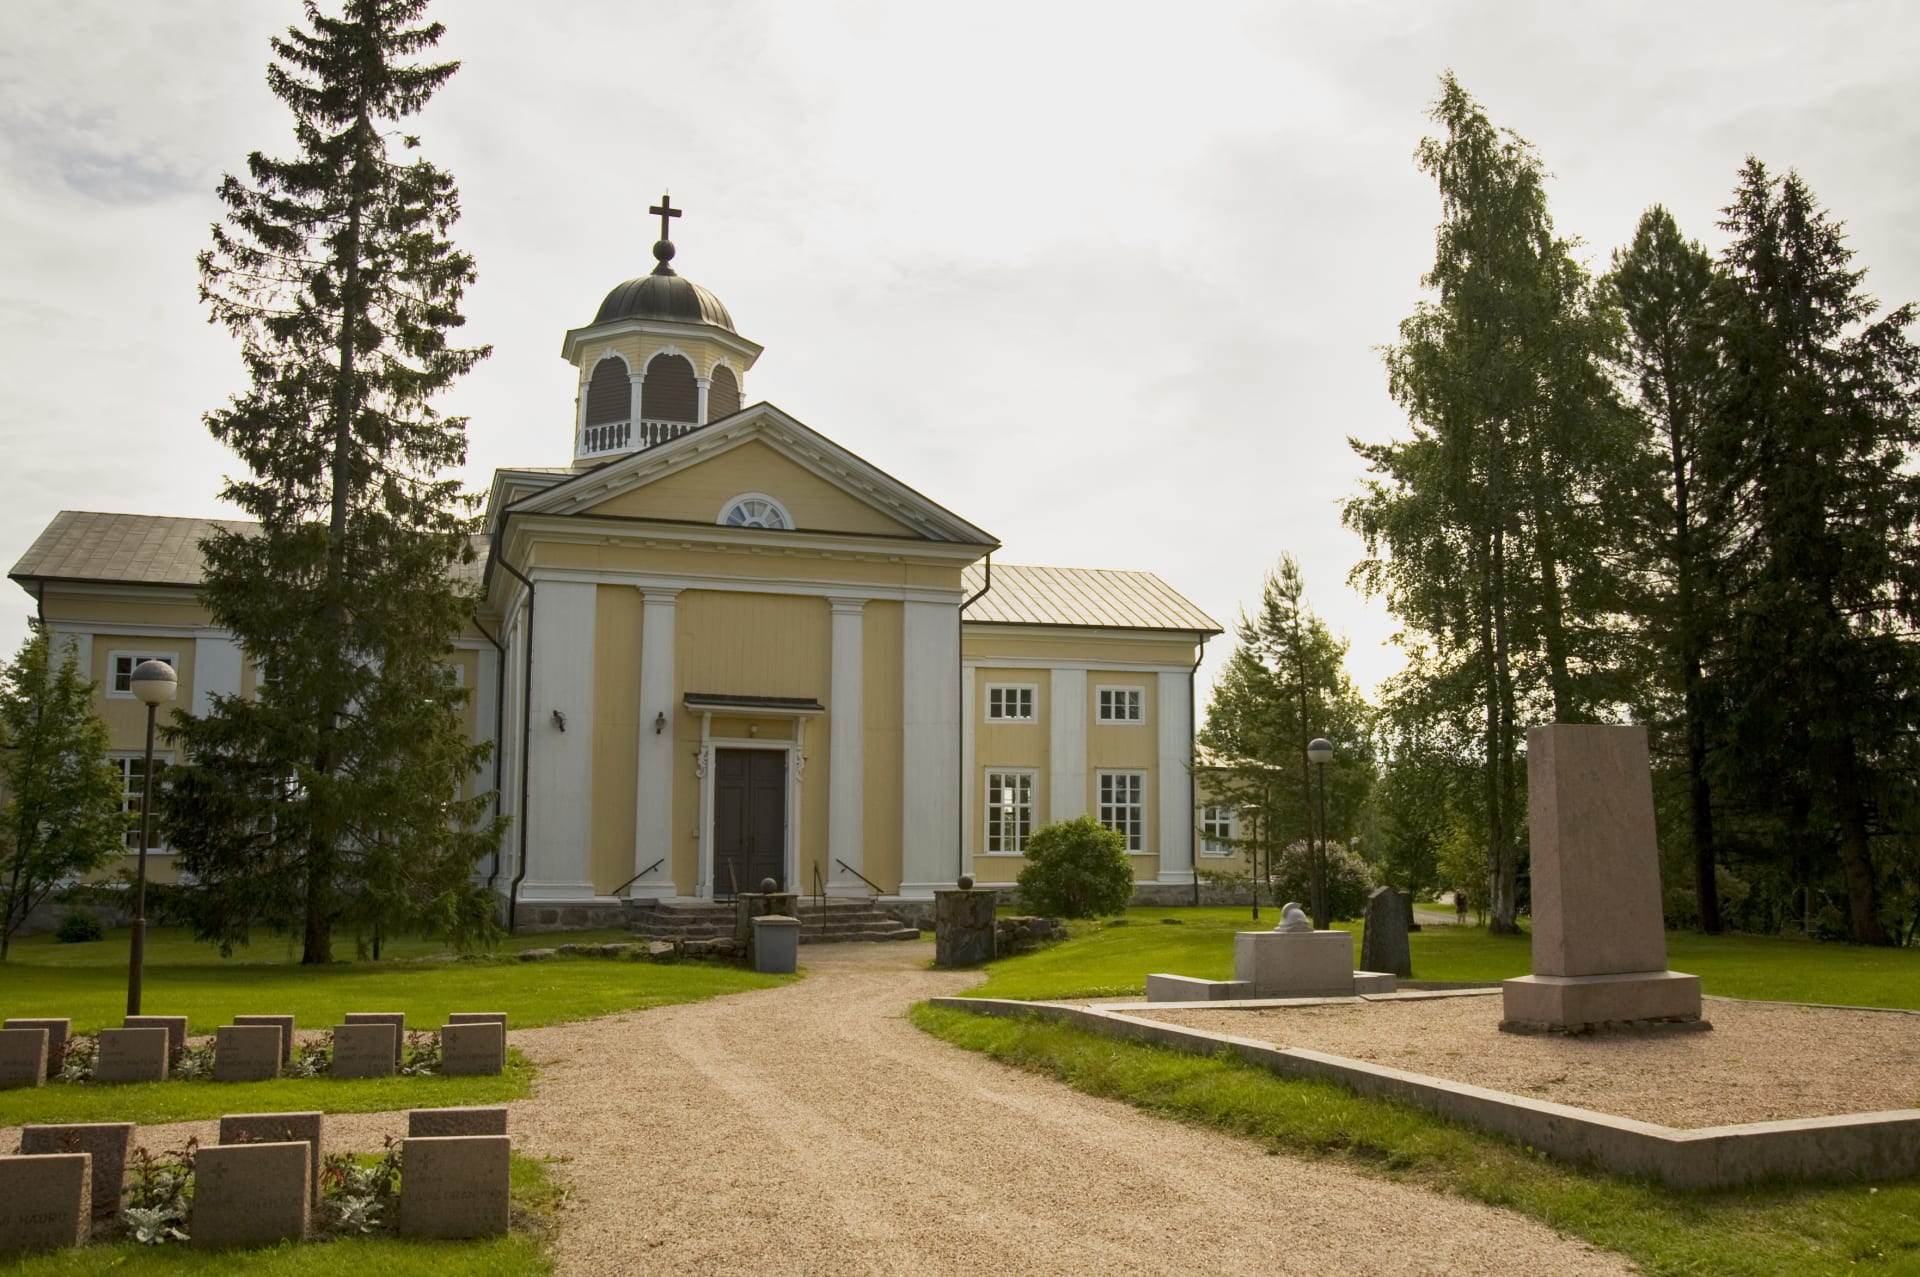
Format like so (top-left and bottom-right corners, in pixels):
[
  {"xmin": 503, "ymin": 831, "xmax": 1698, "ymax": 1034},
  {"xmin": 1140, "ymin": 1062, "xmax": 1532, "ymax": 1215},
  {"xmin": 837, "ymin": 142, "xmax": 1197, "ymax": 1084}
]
[{"xmin": 713, "ymin": 749, "xmax": 786, "ymax": 894}]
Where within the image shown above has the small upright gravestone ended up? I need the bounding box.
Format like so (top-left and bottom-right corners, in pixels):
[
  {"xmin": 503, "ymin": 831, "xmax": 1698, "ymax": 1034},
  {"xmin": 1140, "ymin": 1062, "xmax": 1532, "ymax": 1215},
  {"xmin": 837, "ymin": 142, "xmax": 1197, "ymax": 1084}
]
[
  {"xmin": 1501, "ymin": 724, "xmax": 1705, "ymax": 1033},
  {"xmin": 219, "ymin": 1111, "xmax": 323, "ymax": 1207},
  {"xmin": 213, "ymin": 1025, "xmax": 283, "ymax": 1082},
  {"xmin": 409, "ymin": 1106, "xmax": 508, "ymax": 1138},
  {"xmin": 4, "ymin": 1019, "xmax": 71, "ymax": 1074},
  {"xmin": 19, "ymin": 1123, "xmax": 133, "ymax": 1220},
  {"xmin": 1360, "ymin": 886, "xmax": 1413, "ymax": 978},
  {"xmin": 122, "ymin": 1015, "xmax": 188, "ymax": 1060},
  {"xmin": 232, "ymin": 1015, "xmax": 296, "ymax": 1066},
  {"xmin": 331, "ymin": 1023, "xmax": 398, "ymax": 1079},
  {"xmin": 933, "ymin": 875, "xmax": 996, "ymax": 967},
  {"xmin": 400, "ymin": 1135, "xmax": 510, "ymax": 1239},
  {"xmin": 0, "ymin": 1153, "xmax": 89, "ymax": 1256},
  {"xmin": 440, "ymin": 1022, "xmax": 506, "ymax": 1076},
  {"xmin": 190, "ymin": 1141, "xmax": 309, "ymax": 1249},
  {"xmin": 0, "ymin": 1028, "xmax": 48, "ymax": 1089},
  {"xmin": 94, "ymin": 1028, "xmax": 169, "ymax": 1082},
  {"xmin": 447, "ymin": 1012, "xmax": 508, "ymax": 1029},
  {"xmin": 343, "ymin": 1013, "xmax": 407, "ymax": 1066}
]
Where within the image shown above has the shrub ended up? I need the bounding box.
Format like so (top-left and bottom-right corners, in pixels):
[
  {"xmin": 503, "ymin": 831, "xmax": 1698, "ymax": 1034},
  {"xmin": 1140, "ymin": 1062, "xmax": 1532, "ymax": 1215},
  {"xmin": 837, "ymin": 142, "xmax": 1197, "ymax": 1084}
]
[
  {"xmin": 1016, "ymin": 816, "xmax": 1134, "ymax": 918},
  {"xmin": 1269, "ymin": 839, "xmax": 1376, "ymax": 921},
  {"xmin": 55, "ymin": 910, "xmax": 103, "ymax": 943}
]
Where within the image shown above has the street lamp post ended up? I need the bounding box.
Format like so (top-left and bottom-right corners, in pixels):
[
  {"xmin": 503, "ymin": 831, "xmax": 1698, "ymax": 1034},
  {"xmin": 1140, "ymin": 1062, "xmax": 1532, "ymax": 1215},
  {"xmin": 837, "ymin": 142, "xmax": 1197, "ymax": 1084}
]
[
  {"xmin": 126, "ymin": 659, "xmax": 177, "ymax": 1017},
  {"xmin": 1307, "ymin": 737, "xmax": 1334, "ymax": 930}
]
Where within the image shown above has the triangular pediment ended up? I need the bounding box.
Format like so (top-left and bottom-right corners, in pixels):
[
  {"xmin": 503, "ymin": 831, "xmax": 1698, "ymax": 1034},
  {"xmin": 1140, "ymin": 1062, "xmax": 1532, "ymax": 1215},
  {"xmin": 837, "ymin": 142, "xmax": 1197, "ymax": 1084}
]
[{"xmin": 507, "ymin": 403, "xmax": 997, "ymax": 546}]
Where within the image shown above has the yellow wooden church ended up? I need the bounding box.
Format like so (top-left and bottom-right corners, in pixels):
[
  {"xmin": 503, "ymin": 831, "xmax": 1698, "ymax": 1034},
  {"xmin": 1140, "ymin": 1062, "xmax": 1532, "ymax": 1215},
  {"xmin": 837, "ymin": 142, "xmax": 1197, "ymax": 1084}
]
[{"xmin": 8, "ymin": 209, "xmax": 1221, "ymax": 927}]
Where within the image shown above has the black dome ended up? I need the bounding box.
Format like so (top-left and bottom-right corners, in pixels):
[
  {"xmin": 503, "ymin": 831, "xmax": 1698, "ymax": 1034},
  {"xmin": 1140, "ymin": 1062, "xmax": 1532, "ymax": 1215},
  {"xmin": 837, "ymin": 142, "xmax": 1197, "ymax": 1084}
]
[{"xmin": 593, "ymin": 271, "xmax": 736, "ymax": 333}]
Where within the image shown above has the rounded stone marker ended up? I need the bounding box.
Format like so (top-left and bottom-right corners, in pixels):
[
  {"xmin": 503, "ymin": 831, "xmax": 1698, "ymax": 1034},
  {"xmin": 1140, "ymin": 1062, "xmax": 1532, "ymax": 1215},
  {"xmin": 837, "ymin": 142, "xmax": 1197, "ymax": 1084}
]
[
  {"xmin": 958, "ymin": 874, "xmax": 975, "ymax": 890},
  {"xmin": 760, "ymin": 877, "xmax": 777, "ymax": 893}
]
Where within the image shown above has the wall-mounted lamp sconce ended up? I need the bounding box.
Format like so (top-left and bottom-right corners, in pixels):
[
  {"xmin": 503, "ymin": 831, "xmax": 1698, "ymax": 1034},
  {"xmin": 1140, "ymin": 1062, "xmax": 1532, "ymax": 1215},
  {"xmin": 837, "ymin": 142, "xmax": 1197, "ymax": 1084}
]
[
  {"xmin": 551, "ymin": 709, "xmax": 567, "ymax": 732},
  {"xmin": 748, "ymin": 722, "xmax": 759, "ymax": 736},
  {"xmin": 654, "ymin": 711, "xmax": 667, "ymax": 736}
]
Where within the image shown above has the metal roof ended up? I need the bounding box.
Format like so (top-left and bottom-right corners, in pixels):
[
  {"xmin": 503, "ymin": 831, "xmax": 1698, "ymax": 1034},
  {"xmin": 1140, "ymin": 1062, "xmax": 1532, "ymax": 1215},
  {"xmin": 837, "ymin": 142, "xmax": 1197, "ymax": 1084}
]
[
  {"xmin": 962, "ymin": 563, "xmax": 1221, "ymax": 633},
  {"xmin": 9, "ymin": 511, "xmax": 487, "ymax": 590},
  {"xmin": 593, "ymin": 271, "xmax": 736, "ymax": 333}
]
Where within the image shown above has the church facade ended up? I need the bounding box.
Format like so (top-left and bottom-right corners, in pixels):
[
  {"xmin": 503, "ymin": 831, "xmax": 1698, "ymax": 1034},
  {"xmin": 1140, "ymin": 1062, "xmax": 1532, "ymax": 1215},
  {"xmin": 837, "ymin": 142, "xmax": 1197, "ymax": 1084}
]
[{"xmin": 9, "ymin": 213, "xmax": 1220, "ymax": 924}]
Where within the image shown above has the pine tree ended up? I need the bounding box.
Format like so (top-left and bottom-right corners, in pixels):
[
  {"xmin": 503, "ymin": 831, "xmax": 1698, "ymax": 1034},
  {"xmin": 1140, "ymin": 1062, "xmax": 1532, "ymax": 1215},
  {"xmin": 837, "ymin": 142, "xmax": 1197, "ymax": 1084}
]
[
  {"xmin": 1607, "ymin": 206, "xmax": 1731, "ymax": 932},
  {"xmin": 0, "ymin": 635, "xmax": 126, "ymax": 958},
  {"xmin": 1708, "ymin": 160, "xmax": 1920, "ymax": 946},
  {"xmin": 170, "ymin": 0, "xmax": 498, "ymax": 963}
]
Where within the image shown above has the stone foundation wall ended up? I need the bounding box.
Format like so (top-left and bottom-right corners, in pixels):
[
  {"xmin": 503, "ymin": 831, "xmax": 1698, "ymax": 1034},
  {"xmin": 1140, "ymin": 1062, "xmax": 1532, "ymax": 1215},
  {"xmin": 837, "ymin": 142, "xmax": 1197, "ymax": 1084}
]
[{"xmin": 507, "ymin": 901, "xmax": 630, "ymax": 933}]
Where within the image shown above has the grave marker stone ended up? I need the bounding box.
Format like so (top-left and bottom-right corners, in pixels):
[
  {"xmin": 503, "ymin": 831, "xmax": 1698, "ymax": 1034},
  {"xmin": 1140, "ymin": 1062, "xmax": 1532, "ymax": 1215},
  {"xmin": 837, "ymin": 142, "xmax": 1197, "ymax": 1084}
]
[
  {"xmin": 0, "ymin": 1028, "xmax": 48, "ymax": 1089},
  {"xmin": 331, "ymin": 1023, "xmax": 398, "ymax": 1078},
  {"xmin": 94, "ymin": 1027, "xmax": 168, "ymax": 1082},
  {"xmin": 344, "ymin": 1012, "xmax": 406, "ymax": 1066},
  {"xmin": 3, "ymin": 1019, "xmax": 71, "ymax": 1073},
  {"xmin": 1360, "ymin": 885, "xmax": 1413, "ymax": 978},
  {"xmin": 19, "ymin": 1122, "xmax": 132, "ymax": 1218},
  {"xmin": 447, "ymin": 1012, "xmax": 508, "ymax": 1028},
  {"xmin": 123, "ymin": 1015, "xmax": 188, "ymax": 1059},
  {"xmin": 0, "ymin": 1153, "xmax": 88, "ymax": 1256},
  {"xmin": 440, "ymin": 1022, "xmax": 506, "ymax": 1076},
  {"xmin": 1501, "ymin": 724, "xmax": 1705, "ymax": 1032},
  {"xmin": 190, "ymin": 1141, "xmax": 309, "ymax": 1248},
  {"xmin": 213, "ymin": 1025, "xmax": 283, "ymax": 1082},
  {"xmin": 219, "ymin": 1111, "xmax": 323, "ymax": 1207},
  {"xmin": 232, "ymin": 1015, "xmax": 296, "ymax": 1066},
  {"xmin": 400, "ymin": 1135, "xmax": 509, "ymax": 1238},
  {"xmin": 408, "ymin": 1105, "xmax": 509, "ymax": 1138}
]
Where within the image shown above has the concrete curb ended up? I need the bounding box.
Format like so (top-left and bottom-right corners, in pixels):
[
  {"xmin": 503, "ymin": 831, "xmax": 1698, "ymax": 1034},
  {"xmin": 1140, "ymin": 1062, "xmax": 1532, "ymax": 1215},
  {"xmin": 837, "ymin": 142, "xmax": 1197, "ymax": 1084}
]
[{"xmin": 929, "ymin": 996, "xmax": 1920, "ymax": 1189}]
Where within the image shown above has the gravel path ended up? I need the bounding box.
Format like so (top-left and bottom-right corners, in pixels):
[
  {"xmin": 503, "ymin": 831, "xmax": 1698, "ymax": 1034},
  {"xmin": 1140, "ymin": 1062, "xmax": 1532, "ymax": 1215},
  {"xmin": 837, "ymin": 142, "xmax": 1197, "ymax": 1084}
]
[
  {"xmin": 60, "ymin": 946, "xmax": 1635, "ymax": 1273},
  {"xmin": 1138, "ymin": 992, "xmax": 1920, "ymax": 1128}
]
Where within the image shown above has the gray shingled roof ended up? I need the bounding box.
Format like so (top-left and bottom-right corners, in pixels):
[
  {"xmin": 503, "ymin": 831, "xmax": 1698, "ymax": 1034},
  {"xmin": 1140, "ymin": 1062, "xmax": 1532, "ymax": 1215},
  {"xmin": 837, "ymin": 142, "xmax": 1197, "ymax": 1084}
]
[
  {"xmin": 962, "ymin": 563, "xmax": 1220, "ymax": 633},
  {"xmin": 9, "ymin": 511, "xmax": 487, "ymax": 590}
]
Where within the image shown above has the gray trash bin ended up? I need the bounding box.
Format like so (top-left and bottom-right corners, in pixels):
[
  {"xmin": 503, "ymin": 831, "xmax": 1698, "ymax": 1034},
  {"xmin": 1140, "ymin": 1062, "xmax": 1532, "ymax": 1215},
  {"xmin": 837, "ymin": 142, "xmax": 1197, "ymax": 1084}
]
[{"xmin": 751, "ymin": 915, "xmax": 801, "ymax": 974}]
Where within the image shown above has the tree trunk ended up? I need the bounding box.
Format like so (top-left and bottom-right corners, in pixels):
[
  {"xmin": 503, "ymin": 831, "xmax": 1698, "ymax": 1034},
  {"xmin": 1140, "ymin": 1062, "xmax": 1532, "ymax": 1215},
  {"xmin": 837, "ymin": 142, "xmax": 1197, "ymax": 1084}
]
[
  {"xmin": 1830, "ymin": 737, "xmax": 1890, "ymax": 945},
  {"xmin": 1486, "ymin": 428, "xmax": 1520, "ymax": 936},
  {"xmin": 1670, "ymin": 395, "xmax": 1721, "ymax": 934}
]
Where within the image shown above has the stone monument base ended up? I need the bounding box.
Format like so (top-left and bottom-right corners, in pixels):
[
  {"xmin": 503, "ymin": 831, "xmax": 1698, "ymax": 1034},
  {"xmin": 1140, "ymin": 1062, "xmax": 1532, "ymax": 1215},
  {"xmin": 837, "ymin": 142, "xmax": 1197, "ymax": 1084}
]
[
  {"xmin": 1500, "ymin": 969, "xmax": 1707, "ymax": 1034},
  {"xmin": 1234, "ymin": 930, "xmax": 1360, "ymax": 998}
]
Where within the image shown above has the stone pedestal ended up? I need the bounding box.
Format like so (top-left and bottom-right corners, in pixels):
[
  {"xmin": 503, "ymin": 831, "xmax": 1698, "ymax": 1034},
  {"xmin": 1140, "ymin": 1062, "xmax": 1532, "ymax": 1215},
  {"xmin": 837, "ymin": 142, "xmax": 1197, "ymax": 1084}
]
[
  {"xmin": 1501, "ymin": 724, "xmax": 1705, "ymax": 1033},
  {"xmin": 933, "ymin": 888, "xmax": 996, "ymax": 967},
  {"xmin": 1233, "ymin": 930, "xmax": 1356, "ymax": 997},
  {"xmin": 751, "ymin": 916, "xmax": 801, "ymax": 974}
]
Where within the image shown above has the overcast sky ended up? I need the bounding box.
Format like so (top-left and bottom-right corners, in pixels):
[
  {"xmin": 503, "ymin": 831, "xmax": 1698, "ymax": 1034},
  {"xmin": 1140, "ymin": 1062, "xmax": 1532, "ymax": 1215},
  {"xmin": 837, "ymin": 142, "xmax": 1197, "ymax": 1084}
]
[{"xmin": 3, "ymin": 1, "xmax": 1917, "ymax": 709}]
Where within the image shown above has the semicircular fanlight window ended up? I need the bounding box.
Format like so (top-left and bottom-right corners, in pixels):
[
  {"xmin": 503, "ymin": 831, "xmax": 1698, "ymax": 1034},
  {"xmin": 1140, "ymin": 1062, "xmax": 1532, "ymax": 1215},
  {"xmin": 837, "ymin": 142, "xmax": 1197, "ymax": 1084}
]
[{"xmin": 719, "ymin": 494, "xmax": 790, "ymax": 530}]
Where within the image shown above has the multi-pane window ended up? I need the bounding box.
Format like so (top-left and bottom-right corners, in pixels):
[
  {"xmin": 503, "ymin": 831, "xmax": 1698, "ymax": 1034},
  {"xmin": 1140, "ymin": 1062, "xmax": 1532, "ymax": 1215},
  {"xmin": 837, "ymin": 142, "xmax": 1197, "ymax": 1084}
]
[
  {"xmin": 1096, "ymin": 685, "xmax": 1144, "ymax": 723},
  {"xmin": 1200, "ymin": 805, "xmax": 1236, "ymax": 856},
  {"xmin": 986, "ymin": 684, "xmax": 1035, "ymax": 722},
  {"xmin": 1098, "ymin": 770, "xmax": 1146, "ymax": 851},
  {"xmin": 111, "ymin": 753, "xmax": 170, "ymax": 850},
  {"xmin": 985, "ymin": 770, "xmax": 1035, "ymax": 853},
  {"xmin": 108, "ymin": 653, "xmax": 176, "ymax": 697}
]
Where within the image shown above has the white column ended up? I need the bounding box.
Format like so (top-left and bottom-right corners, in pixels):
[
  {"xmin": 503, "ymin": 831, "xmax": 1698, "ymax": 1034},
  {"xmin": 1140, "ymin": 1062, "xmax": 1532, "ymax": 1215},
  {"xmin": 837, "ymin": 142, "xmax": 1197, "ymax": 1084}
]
[
  {"xmin": 628, "ymin": 372, "xmax": 645, "ymax": 426},
  {"xmin": 1049, "ymin": 668, "xmax": 1086, "ymax": 822},
  {"xmin": 474, "ymin": 644, "xmax": 500, "ymax": 814},
  {"xmin": 695, "ymin": 376, "xmax": 712, "ymax": 424},
  {"xmin": 899, "ymin": 599, "xmax": 960, "ymax": 896},
  {"xmin": 827, "ymin": 597, "xmax": 867, "ymax": 896},
  {"xmin": 633, "ymin": 588, "xmax": 679, "ymax": 899},
  {"xmin": 1157, "ymin": 673, "xmax": 1193, "ymax": 884},
  {"xmin": 192, "ymin": 632, "xmax": 243, "ymax": 717},
  {"xmin": 574, "ymin": 380, "xmax": 589, "ymax": 445},
  {"xmin": 521, "ymin": 579, "xmax": 597, "ymax": 901},
  {"xmin": 960, "ymin": 664, "xmax": 976, "ymax": 864}
]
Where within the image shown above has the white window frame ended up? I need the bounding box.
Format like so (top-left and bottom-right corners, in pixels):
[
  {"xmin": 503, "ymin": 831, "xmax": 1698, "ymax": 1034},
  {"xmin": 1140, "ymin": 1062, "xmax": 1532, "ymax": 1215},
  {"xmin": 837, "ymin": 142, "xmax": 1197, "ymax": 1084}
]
[
  {"xmin": 983, "ymin": 768, "xmax": 1036, "ymax": 855},
  {"xmin": 1097, "ymin": 770, "xmax": 1146, "ymax": 852},
  {"xmin": 1094, "ymin": 684, "xmax": 1145, "ymax": 724},
  {"xmin": 106, "ymin": 651, "xmax": 179, "ymax": 699},
  {"xmin": 716, "ymin": 492, "xmax": 793, "ymax": 531},
  {"xmin": 984, "ymin": 683, "xmax": 1036, "ymax": 723},
  {"xmin": 1200, "ymin": 805, "xmax": 1238, "ymax": 856},
  {"xmin": 110, "ymin": 750, "xmax": 173, "ymax": 852}
]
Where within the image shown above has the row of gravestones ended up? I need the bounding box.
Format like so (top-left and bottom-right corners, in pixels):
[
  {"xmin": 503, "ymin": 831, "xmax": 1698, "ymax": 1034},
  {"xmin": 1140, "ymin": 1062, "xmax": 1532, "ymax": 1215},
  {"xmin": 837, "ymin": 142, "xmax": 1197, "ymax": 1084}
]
[
  {"xmin": 0, "ymin": 1012, "xmax": 508, "ymax": 1087},
  {"xmin": 0, "ymin": 1104, "xmax": 512, "ymax": 1255}
]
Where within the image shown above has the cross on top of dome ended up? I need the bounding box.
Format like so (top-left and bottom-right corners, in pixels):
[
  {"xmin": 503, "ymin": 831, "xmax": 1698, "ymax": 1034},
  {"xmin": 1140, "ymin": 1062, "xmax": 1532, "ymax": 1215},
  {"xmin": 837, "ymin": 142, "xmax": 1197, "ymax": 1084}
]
[{"xmin": 650, "ymin": 192, "xmax": 681, "ymax": 275}]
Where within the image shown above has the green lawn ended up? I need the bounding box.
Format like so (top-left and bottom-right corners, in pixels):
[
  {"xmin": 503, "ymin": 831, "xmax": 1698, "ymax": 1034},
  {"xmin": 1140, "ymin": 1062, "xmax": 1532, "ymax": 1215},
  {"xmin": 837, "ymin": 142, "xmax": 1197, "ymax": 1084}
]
[
  {"xmin": 965, "ymin": 906, "xmax": 1920, "ymax": 1007},
  {"xmin": 5, "ymin": 1151, "xmax": 564, "ymax": 1275},
  {"xmin": 0, "ymin": 1050, "xmax": 535, "ymax": 1127},
  {"xmin": 0, "ymin": 925, "xmax": 792, "ymax": 1034},
  {"xmin": 914, "ymin": 1005, "xmax": 1920, "ymax": 1277}
]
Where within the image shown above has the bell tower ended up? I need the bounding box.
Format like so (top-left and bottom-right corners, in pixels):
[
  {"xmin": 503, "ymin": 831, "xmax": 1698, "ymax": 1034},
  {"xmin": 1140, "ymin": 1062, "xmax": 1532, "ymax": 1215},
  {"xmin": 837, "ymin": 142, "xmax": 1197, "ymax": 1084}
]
[{"xmin": 560, "ymin": 194, "xmax": 764, "ymax": 467}]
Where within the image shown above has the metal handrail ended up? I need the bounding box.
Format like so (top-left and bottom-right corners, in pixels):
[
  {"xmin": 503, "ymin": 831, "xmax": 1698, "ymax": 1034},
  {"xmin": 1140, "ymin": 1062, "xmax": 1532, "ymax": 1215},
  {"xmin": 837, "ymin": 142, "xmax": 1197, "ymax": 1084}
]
[
  {"xmin": 834, "ymin": 859, "xmax": 885, "ymax": 898},
  {"xmin": 611, "ymin": 858, "xmax": 665, "ymax": 898},
  {"xmin": 811, "ymin": 864, "xmax": 827, "ymax": 936}
]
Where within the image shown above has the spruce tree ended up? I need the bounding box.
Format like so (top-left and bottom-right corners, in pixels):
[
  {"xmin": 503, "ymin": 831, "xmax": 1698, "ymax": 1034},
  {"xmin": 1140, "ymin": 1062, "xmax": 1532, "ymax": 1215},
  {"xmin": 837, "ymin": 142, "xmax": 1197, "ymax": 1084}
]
[
  {"xmin": 171, "ymin": 0, "xmax": 498, "ymax": 962},
  {"xmin": 1709, "ymin": 160, "xmax": 1920, "ymax": 946},
  {"xmin": 0, "ymin": 636, "xmax": 126, "ymax": 958}
]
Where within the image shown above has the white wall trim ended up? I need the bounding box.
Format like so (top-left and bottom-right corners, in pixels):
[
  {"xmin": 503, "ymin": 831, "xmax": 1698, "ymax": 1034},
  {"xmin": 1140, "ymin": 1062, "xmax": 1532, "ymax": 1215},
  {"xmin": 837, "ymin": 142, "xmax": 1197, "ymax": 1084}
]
[
  {"xmin": 1158, "ymin": 673, "xmax": 1193, "ymax": 883},
  {"xmin": 633, "ymin": 587, "xmax": 680, "ymax": 899},
  {"xmin": 521, "ymin": 580, "xmax": 596, "ymax": 898},
  {"xmin": 900, "ymin": 600, "xmax": 959, "ymax": 895},
  {"xmin": 965, "ymin": 656, "xmax": 1199, "ymax": 675},
  {"xmin": 1048, "ymin": 669, "xmax": 1086, "ymax": 822},
  {"xmin": 827, "ymin": 597, "xmax": 867, "ymax": 897},
  {"xmin": 191, "ymin": 634, "xmax": 242, "ymax": 717},
  {"xmin": 519, "ymin": 563, "xmax": 967, "ymax": 606}
]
